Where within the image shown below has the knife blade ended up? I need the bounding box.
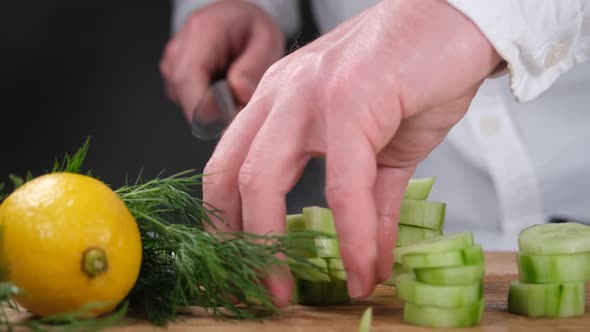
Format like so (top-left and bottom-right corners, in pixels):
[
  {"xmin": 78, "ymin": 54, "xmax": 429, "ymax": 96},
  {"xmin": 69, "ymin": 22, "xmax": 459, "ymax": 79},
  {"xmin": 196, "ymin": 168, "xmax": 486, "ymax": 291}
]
[{"xmin": 191, "ymin": 78, "xmax": 237, "ymax": 140}]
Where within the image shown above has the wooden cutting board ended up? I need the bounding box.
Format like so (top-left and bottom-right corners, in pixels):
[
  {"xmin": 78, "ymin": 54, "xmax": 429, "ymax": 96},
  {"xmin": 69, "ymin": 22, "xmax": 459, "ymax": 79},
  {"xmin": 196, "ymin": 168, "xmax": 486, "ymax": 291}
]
[{"xmin": 7, "ymin": 252, "xmax": 590, "ymax": 331}]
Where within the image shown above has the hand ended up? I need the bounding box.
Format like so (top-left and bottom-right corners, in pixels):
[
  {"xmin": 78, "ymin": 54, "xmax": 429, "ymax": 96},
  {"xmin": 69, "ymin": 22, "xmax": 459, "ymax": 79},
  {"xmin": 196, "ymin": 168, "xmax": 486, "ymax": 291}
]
[
  {"xmin": 160, "ymin": 1, "xmax": 285, "ymax": 122},
  {"xmin": 203, "ymin": 0, "xmax": 501, "ymax": 306}
]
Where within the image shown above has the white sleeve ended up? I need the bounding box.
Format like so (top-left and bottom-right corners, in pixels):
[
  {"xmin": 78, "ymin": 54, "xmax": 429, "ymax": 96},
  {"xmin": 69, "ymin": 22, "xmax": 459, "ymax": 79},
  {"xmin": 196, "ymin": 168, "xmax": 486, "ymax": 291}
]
[
  {"xmin": 445, "ymin": 0, "xmax": 590, "ymax": 102},
  {"xmin": 171, "ymin": 0, "xmax": 301, "ymax": 37}
]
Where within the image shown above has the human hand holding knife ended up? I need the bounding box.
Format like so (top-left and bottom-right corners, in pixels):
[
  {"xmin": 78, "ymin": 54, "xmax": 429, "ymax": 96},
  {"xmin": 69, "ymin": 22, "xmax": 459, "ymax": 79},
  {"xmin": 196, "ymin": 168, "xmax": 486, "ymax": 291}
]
[{"xmin": 191, "ymin": 76, "xmax": 238, "ymax": 141}]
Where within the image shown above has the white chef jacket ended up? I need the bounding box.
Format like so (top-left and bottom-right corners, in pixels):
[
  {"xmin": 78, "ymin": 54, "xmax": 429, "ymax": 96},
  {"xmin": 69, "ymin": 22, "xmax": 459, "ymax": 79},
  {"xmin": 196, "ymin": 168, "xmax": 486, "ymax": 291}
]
[{"xmin": 172, "ymin": 0, "xmax": 590, "ymax": 250}]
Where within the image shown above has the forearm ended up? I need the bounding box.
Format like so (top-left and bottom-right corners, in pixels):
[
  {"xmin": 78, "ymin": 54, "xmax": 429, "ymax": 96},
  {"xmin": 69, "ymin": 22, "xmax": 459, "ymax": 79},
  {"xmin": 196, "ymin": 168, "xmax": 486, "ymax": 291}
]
[{"xmin": 171, "ymin": 0, "xmax": 302, "ymax": 36}]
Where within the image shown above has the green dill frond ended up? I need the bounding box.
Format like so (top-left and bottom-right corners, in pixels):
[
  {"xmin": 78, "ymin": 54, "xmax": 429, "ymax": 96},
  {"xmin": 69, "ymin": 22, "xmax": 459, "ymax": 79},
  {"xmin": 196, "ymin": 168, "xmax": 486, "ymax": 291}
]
[
  {"xmin": 51, "ymin": 136, "xmax": 91, "ymax": 175},
  {"xmin": 0, "ymin": 183, "xmax": 6, "ymax": 202}
]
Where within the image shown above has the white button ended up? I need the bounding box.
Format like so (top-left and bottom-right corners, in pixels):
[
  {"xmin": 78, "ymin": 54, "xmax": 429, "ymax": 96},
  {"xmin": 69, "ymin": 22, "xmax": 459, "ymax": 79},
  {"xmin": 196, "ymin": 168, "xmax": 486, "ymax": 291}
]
[
  {"xmin": 479, "ymin": 115, "xmax": 502, "ymax": 135},
  {"xmin": 545, "ymin": 42, "xmax": 570, "ymax": 68}
]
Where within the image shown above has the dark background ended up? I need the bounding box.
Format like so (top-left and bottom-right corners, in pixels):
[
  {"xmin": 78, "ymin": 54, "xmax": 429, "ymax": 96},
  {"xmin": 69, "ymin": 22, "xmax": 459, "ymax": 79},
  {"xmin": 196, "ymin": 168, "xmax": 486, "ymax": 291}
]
[{"xmin": 0, "ymin": 0, "xmax": 321, "ymax": 208}]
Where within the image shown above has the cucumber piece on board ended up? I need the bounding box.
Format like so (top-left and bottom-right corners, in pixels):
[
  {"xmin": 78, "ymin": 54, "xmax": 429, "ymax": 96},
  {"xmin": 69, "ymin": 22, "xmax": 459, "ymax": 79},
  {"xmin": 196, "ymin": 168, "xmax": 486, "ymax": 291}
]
[
  {"xmin": 507, "ymin": 281, "xmax": 586, "ymax": 317},
  {"xmin": 404, "ymin": 177, "xmax": 436, "ymax": 200},
  {"xmin": 358, "ymin": 307, "xmax": 372, "ymax": 332},
  {"xmin": 397, "ymin": 224, "xmax": 442, "ymax": 247},
  {"xmin": 518, "ymin": 222, "xmax": 590, "ymax": 255},
  {"xmin": 403, "ymin": 299, "xmax": 484, "ymax": 328},
  {"xmin": 399, "ymin": 199, "xmax": 445, "ymax": 230},
  {"xmin": 401, "ymin": 244, "xmax": 484, "ymax": 270},
  {"xmin": 286, "ymin": 213, "xmax": 339, "ymax": 258},
  {"xmin": 303, "ymin": 206, "xmax": 336, "ymax": 235},
  {"xmin": 517, "ymin": 252, "xmax": 590, "ymax": 283},
  {"xmin": 287, "ymin": 213, "xmax": 307, "ymax": 232},
  {"xmin": 382, "ymin": 263, "xmax": 409, "ymax": 286},
  {"xmin": 393, "ymin": 232, "xmax": 474, "ymax": 263},
  {"xmin": 395, "ymin": 274, "xmax": 482, "ymax": 308},
  {"xmin": 327, "ymin": 258, "xmax": 347, "ymax": 280},
  {"xmin": 291, "ymin": 258, "xmax": 330, "ymax": 282},
  {"xmin": 414, "ymin": 264, "xmax": 485, "ymax": 286}
]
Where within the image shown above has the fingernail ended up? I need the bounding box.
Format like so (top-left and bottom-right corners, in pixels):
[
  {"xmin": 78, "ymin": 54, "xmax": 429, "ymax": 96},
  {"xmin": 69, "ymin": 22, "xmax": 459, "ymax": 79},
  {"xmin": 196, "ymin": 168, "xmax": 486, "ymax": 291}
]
[{"xmin": 347, "ymin": 271, "xmax": 365, "ymax": 298}]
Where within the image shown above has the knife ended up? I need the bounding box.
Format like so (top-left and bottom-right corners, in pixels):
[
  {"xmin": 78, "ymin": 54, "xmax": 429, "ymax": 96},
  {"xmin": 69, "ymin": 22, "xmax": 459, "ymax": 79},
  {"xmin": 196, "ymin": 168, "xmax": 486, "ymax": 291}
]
[{"xmin": 191, "ymin": 77, "xmax": 237, "ymax": 140}]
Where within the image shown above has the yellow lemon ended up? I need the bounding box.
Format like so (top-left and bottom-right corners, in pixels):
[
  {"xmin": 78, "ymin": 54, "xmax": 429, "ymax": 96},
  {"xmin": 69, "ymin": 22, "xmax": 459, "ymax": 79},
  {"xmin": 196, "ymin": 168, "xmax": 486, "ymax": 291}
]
[{"xmin": 0, "ymin": 172, "xmax": 142, "ymax": 317}]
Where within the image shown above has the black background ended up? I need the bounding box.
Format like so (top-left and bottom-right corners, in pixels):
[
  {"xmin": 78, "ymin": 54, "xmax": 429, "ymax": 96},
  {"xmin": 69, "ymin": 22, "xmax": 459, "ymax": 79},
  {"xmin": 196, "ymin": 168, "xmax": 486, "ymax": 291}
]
[{"xmin": 0, "ymin": 0, "xmax": 321, "ymax": 208}]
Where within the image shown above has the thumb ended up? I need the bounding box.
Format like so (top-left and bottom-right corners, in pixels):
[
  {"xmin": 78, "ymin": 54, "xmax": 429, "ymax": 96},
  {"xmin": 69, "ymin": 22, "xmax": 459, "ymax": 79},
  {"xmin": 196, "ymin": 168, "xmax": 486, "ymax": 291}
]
[{"xmin": 227, "ymin": 21, "xmax": 284, "ymax": 106}]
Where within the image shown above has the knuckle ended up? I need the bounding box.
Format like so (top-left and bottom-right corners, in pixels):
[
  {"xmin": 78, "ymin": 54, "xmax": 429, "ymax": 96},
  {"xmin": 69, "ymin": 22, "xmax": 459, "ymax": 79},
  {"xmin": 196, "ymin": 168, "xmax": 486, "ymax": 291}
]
[{"xmin": 237, "ymin": 159, "xmax": 263, "ymax": 194}]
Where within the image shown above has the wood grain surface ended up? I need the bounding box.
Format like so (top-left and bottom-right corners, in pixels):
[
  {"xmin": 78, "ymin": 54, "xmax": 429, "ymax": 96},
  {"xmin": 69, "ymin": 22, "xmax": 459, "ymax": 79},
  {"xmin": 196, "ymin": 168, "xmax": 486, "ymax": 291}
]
[{"xmin": 7, "ymin": 252, "xmax": 590, "ymax": 331}]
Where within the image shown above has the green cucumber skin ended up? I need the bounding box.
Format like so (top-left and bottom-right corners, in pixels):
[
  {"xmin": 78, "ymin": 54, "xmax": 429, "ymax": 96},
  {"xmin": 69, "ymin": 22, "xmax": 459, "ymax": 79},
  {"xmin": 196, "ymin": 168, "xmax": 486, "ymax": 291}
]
[
  {"xmin": 403, "ymin": 299, "xmax": 484, "ymax": 328},
  {"xmin": 518, "ymin": 222, "xmax": 590, "ymax": 255},
  {"xmin": 401, "ymin": 244, "xmax": 484, "ymax": 270},
  {"xmin": 397, "ymin": 224, "xmax": 442, "ymax": 247},
  {"xmin": 404, "ymin": 177, "xmax": 435, "ymax": 200},
  {"xmin": 399, "ymin": 199, "xmax": 445, "ymax": 230},
  {"xmin": 508, "ymin": 281, "xmax": 586, "ymax": 317},
  {"xmin": 414, "ymin": 264, "xmax": 485, "ymax": 286},
  {"xmin": 393, "ymin": 232, "xmax": 474, "ymax": 263},
  {"xmin": 395, "ymin": 274, "xmax": 483, "ymax": 308},
  {"xmin": 517, "ymin": 252, "xmax": 590, "ymax": 283},
  {"xmin": 293, "ymin": 279, "xmax": 350, "ymax": 305}
]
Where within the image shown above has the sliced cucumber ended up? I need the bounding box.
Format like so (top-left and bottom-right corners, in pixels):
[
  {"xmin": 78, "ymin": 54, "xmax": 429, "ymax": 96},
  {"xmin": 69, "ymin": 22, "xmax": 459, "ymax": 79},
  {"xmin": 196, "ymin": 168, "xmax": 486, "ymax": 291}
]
[
  {"xmin": 291, "ymin": 258, "xmax": 330, "ymax": 282},
  {"xmin": 358, "ymin": 307, "xmax": 372, "ymax": 332},
  {"xmin": 414, "ymin": 264, "xmax": 485, "ymax": 286},
  {"xmin": 291, "ymin": 258, "xmax": 350, "ymax": 305},
  {"xmin": 403, "ymin": 299, "xmax": 484, "ymax": 328},
  {"xmin": 395, "ymin": 274, "xmax": 482, "ymax": 308},
  {"xmin": 327, "ymin": 258, "xmax": 347, "ymax": 280},
  {"xmin": 404, "ymin": 177, "xmax": 435, "ymax": 200},
  {"xmin": 393, "ymin": 232, "xmax": 474, "ymax": 263},
  {"xmin": 507, "ymin": 281, "xmax": 586, "ymax": 317},
  {"xmin": 286, "ymin": 213, "xmax": 306, "ymax": 232},
  {"xmin": 382, "ymin": 263, "xmax": 408, "ymax": 286},
  {"xmin": 518, "ymin": 222, "xmax": 590, "ymax": 255},
  {"xmin": 399, "ymin": 199, "xmax": 445, "ymax": 230},
  {"xmin": 314, "ymin": 237, "xmax": 340, "ymax": 258},
  {"xmin": 397, "ymin": 224, "xmax": 442, "ymax": 247},
  {"xmin": 401, "ymin": 244, "xmax": 484, "ymax": 270},
  {"xmin": 517, "ymin": 252, "xmax": 590, "ymax": 283},
  {"xmin": 303, "ymin": 206, "xmax": 336, "ymax": 235}
]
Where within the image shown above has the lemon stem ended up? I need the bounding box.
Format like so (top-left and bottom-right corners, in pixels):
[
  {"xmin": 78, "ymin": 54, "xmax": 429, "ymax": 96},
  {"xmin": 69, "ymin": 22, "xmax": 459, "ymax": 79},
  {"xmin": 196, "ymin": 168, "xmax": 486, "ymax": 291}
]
[{"xmin": 82, "ymin": 247, "xmax": 108, "ymax": 278}]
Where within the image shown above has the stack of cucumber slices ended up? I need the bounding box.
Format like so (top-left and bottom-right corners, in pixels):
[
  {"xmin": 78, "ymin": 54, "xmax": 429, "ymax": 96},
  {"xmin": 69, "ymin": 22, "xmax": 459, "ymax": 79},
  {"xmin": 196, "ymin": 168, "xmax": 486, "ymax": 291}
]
[
  {"xmin": 384, "ymin": 177, "xmax": 446, "ymax": 285},
  {"xmin": 286, "ymin": 206, "xmax": 350, "ymax": 305},
  {"xmin": 393, "ymin": 231, "xmax": 486, "ymax": 328},
  {"xmin": 508, "ymin": 222, "xmax": 590, "ymax": 317}
]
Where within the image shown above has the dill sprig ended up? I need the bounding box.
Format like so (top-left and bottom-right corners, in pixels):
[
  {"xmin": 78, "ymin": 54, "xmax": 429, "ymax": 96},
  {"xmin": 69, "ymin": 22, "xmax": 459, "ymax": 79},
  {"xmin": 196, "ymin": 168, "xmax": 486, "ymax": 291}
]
[
  {"xmin": 0, "ymin": 138, "xmax": 329, "ymax": 330},
  {"xmin": 118, "ymin": 170, "xmax": 322, "ymax": 324}
]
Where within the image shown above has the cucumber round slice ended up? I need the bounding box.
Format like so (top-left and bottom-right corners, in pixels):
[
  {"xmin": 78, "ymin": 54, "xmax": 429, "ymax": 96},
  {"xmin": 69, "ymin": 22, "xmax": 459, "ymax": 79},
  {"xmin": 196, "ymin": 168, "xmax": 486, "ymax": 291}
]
[
  {"xmin": 327, "ymin": 258, "xmax": 347, "ymax": 280},
  {"xmin": 395, "ymin": 274, "xmax": 482, "ymax": 307},
  {"xmin": 382, "ymin": 263, "xmax": 408, "ymax": 286},
  {"xmin": 393, "ymin": 232, "xmax": 474, "ymax": 263},
  {"xmin": 399, "ymin": 199, "xmax": 445, "ymax": 230},
  {"xmin": 397, "ymin": 224, "xmax": 442, "ymax": 247},
  {"xmin": 518, "ymin": 222, "xmax": 590, "ymax": 255},
  {"xmin": 508, "ymin": 281, "xmax": 585, "ymax": 317},
  {"xmin": 303, "ymin": 206, "xmax": 336, "ymax": 235},
  {"xmin": 404, "ymin": 177, "xmax": 435, "ymax": 200},
  {"xmin": 314, "ymin": 237, "xmax": 340, "ymax": 258},
  {"xmin": 401, "ymin": 245, "xmax": 483, "ymax": 270},
  {"xmin": 286, "ymin": 213, "xmax": 306, "ymax": 232},
  {"xmin": 414, "ymin": 264, "xmax": 485, "ymax": 286},
  {"xmin": 517, "ymin": 252, "xmax": 590, "ymax": 283},
  {"xmin": 403, "ymin": 299, "xmax": 484, "ymax": 328},
  {"xmin": 291, "ymin": 258, "xmax": 330, "ymax": 281}
]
